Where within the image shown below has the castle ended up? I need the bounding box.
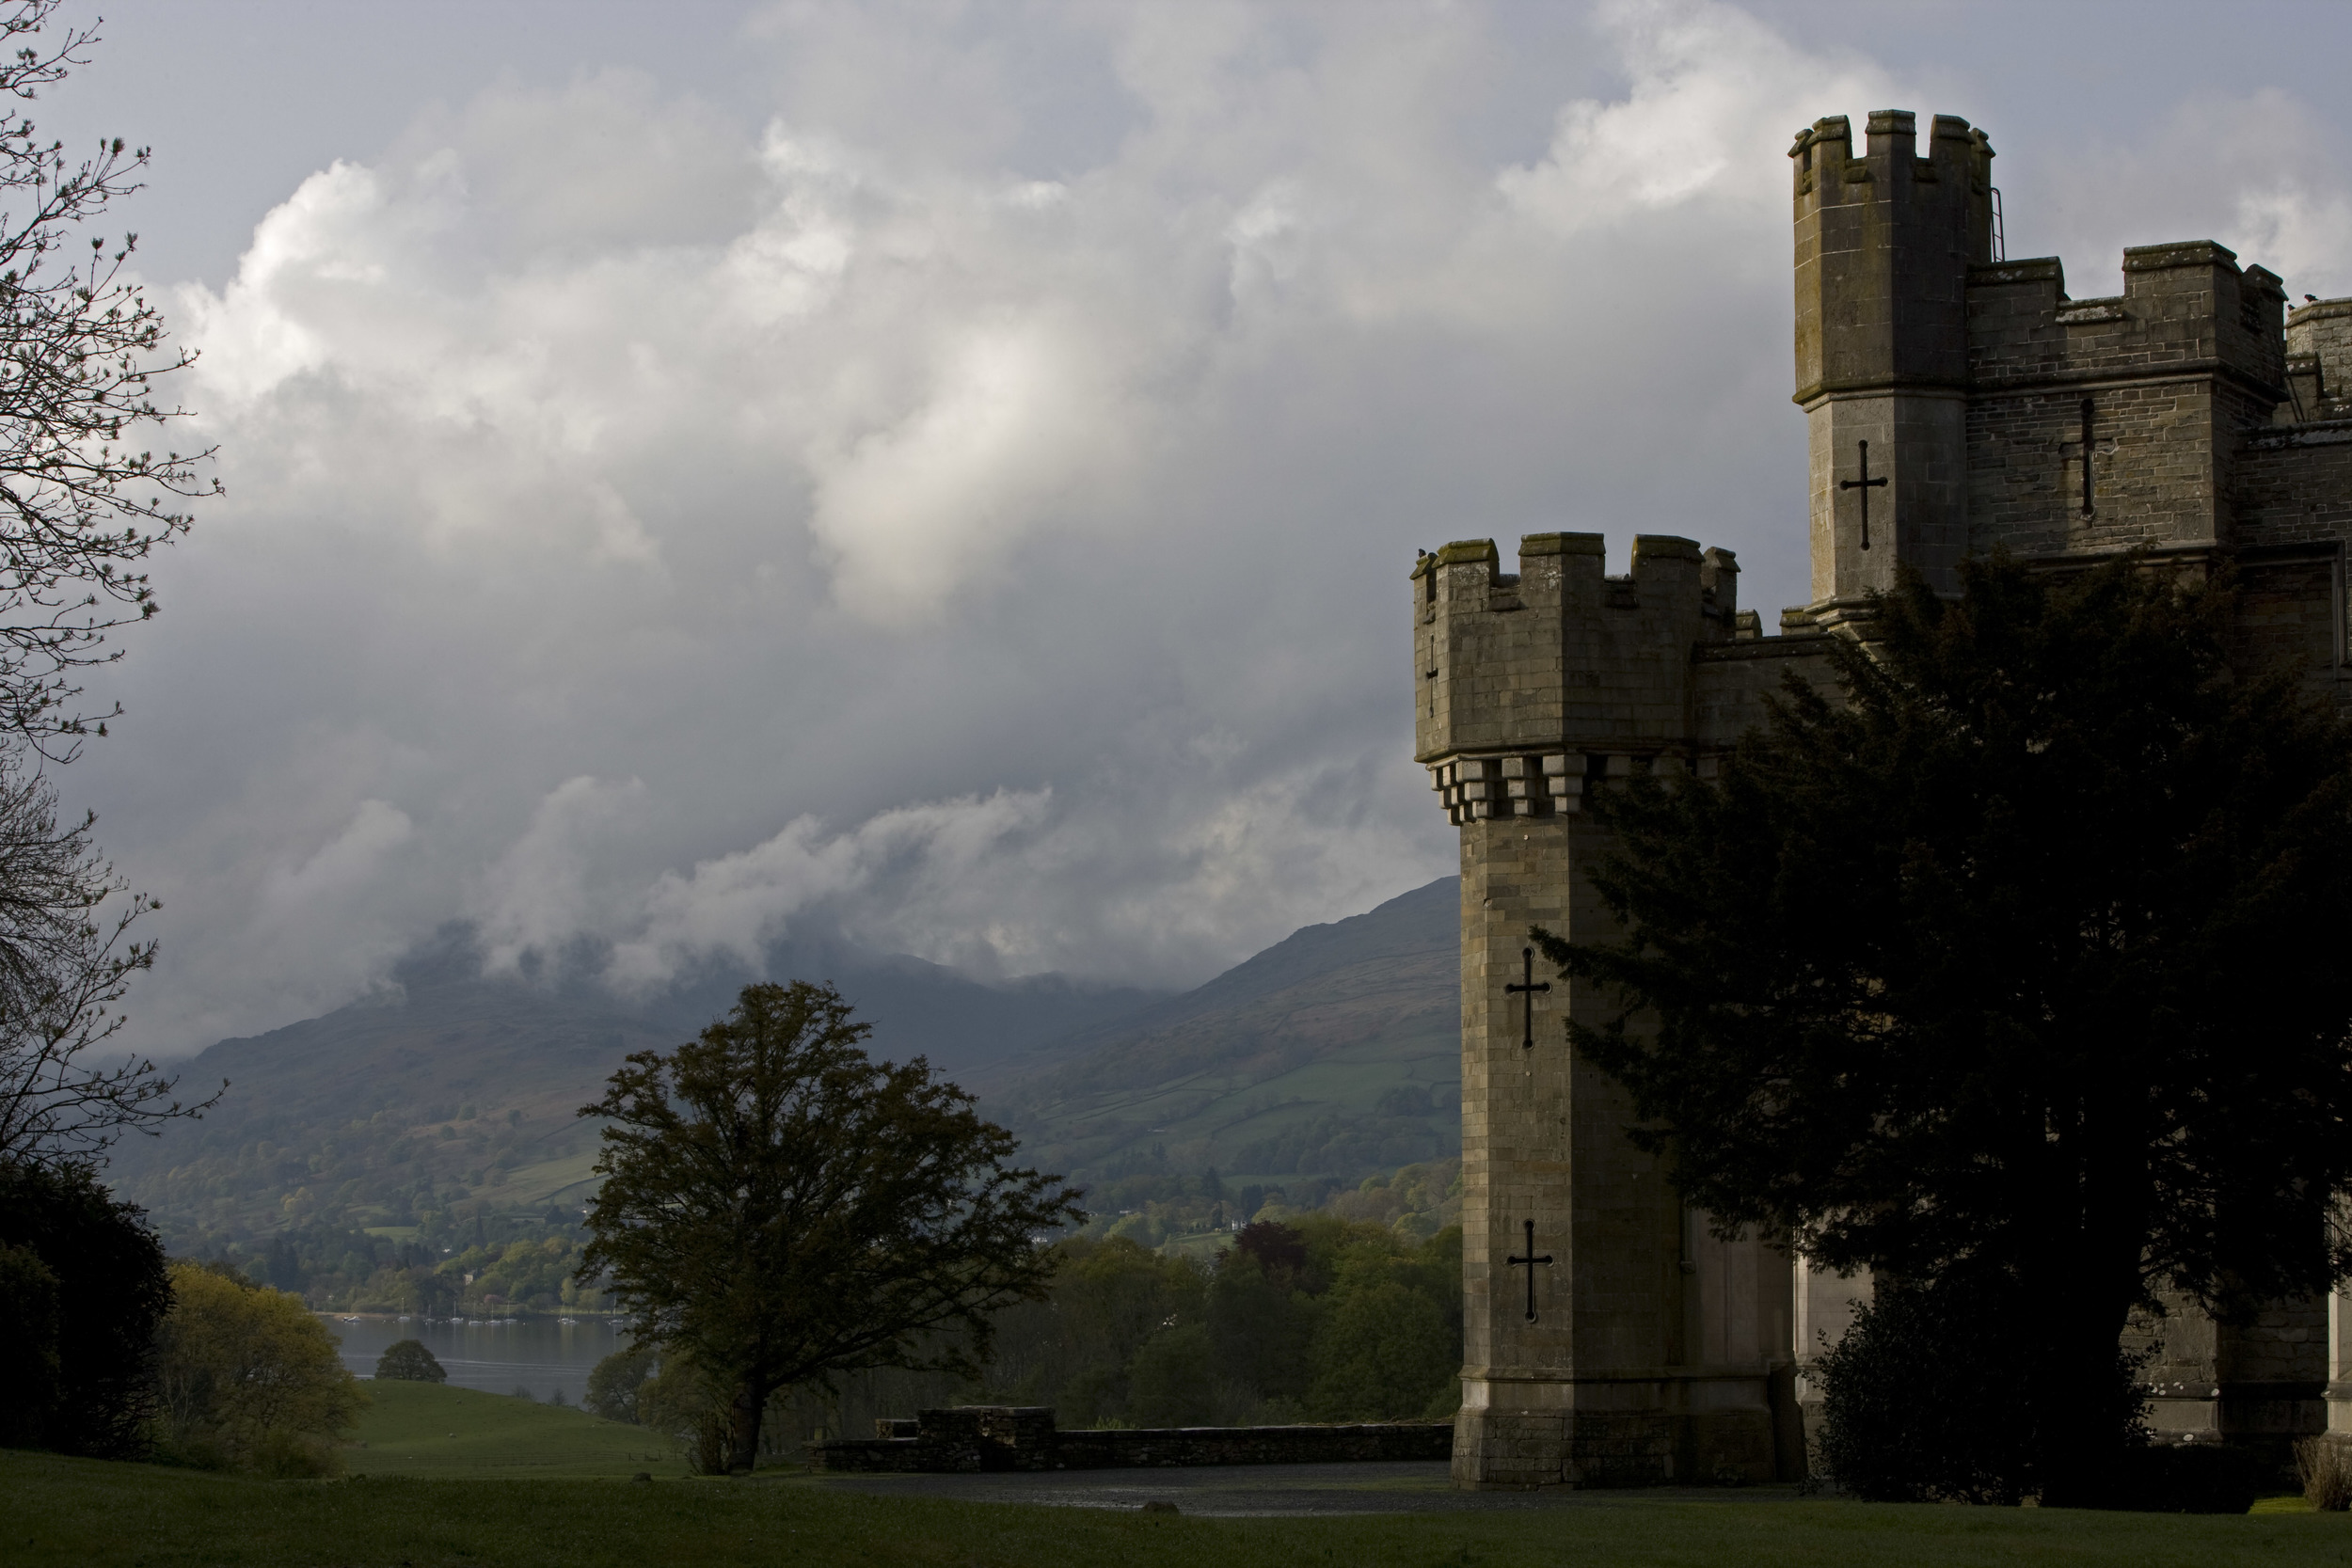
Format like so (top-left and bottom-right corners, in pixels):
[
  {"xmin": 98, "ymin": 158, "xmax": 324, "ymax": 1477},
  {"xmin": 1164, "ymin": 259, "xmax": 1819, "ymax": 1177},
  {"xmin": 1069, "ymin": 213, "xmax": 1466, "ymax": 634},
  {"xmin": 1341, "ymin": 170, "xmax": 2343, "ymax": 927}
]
[{"xmin": 1412, "ymin": 110, "xmax": 2352, "ymax": 1488}]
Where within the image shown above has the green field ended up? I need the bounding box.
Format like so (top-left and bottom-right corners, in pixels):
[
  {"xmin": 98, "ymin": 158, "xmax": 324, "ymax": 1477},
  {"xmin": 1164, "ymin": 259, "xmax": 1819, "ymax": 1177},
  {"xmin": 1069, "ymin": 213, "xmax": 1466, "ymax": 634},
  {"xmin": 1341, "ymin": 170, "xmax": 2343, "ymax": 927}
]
[
  {"xmin": 6, "ymin": 1447, "xmax": 2347, "ymax": 1568},
  {"xmin": 347, "ymin": 1381, "xmax": 689, "ymax": 1479}
]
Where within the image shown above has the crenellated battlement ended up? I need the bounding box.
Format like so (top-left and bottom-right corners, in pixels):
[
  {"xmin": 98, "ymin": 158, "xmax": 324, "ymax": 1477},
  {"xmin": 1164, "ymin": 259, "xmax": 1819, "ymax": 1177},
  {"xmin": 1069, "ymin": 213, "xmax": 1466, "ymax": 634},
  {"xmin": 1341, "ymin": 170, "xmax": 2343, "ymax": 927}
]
[
  {"xmin": 2285, "ymin": 296, "xmax": 2352, "ymax": 420},
  {"xmin": 1963, "ymin": 239, "xmax": 2292, "ymax": 555},
  {"xmin": 1413, "ymin": 532, "xmax": 1792, "ymax": 829},
  {"xmin": 1790, "ymin": 110, "xmax": 1994, "ymax": 407},
  {"xmin": 1966, "ymin": 241, "xmax": 2286, "ymax": 400}
]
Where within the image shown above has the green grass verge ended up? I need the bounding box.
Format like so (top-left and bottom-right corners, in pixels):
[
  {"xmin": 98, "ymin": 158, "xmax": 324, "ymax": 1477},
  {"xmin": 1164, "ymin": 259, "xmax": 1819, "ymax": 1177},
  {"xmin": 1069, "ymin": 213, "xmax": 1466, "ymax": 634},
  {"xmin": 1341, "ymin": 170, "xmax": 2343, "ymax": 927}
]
[
  {"xmin": 7, "ymin": 1449, "xmax": 2348, "ymax": 1568},
  {"xmin": 348, "ymin": 1381, "xmax": 687, "ymax": 1479}
]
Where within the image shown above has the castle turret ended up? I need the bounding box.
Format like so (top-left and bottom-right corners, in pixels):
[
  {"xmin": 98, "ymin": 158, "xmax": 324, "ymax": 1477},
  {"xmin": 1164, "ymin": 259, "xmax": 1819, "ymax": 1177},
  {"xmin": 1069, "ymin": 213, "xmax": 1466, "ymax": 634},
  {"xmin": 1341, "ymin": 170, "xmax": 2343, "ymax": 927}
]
[
  {"xmin": 1792, "ymin": 111, "xmax": 1993, "ymax": 609},
  {"xmin": 1413, "ymin": 533, "xmax": 1799, "ymax": 1489}
]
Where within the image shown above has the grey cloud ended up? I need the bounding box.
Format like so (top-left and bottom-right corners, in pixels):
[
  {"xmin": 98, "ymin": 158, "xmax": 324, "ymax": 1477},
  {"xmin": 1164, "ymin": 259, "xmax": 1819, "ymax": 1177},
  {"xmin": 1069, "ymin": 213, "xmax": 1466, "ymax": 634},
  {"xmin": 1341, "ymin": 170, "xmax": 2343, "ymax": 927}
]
[{"xmin": 39, "ymin": 1, "xmax": 2352, "ymax": 1054}]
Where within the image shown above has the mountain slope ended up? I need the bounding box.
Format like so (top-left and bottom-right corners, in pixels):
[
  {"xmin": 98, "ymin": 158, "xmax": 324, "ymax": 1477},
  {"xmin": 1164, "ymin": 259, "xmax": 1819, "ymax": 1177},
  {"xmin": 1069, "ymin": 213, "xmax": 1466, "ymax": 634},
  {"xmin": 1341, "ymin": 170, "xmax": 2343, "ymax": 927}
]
[
  {"xmin": 995, "ymin": 877, "xmax": 1462, "ymax": 1188},
  {"xmin": 104, "ymin": 879, "xmax": 1469, "ymax": 1249},
  {"xmin": 106, "ymin": 932, "xmax": 1167, "ymax": 1248}
]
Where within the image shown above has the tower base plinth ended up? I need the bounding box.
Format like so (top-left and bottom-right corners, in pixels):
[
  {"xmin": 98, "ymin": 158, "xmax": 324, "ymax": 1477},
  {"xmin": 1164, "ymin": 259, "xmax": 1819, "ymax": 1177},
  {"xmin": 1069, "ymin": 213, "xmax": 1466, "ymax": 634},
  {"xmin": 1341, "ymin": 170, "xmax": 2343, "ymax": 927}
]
[{"xmin": 1451, "ymin": 1370, "xmax": 1798, "ymax": 1489}]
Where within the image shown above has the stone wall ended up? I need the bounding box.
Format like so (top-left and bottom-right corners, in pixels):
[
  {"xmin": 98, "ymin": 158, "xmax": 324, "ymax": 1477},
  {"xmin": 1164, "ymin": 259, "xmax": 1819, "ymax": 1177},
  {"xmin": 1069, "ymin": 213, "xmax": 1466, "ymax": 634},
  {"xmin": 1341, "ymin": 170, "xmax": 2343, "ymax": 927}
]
[
  {"xmin": 2237, "ymin": 424, "xmax": 2352, "ymax": 547},
  {"xmin": 806, "ymin": 1406, "xmax": 1453, "ymax": 1473},
  {"xmin": 1963, "ymin": 245, "xmax": 2289, "ymax": 557}
]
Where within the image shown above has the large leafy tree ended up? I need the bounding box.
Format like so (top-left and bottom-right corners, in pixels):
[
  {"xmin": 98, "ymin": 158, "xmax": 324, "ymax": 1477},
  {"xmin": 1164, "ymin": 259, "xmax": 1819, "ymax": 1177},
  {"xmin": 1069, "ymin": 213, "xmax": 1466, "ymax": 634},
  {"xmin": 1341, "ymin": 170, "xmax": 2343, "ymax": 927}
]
[
  {"xmin": 578, "ymin": 980, "xmax": 1083, "ymax": 1473},
  {"xmin": 1536, "ymin": 553, "xmax": 2352, "ymax": 1495}
]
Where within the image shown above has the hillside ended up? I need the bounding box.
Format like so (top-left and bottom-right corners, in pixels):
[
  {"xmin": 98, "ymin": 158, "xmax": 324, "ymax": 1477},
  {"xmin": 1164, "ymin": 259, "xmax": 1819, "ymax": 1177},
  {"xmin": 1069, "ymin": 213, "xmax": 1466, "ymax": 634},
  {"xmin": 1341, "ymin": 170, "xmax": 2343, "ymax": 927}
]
[
  {"xmin": 106, "ymin": 929, "xmax": 1165, "ymax": 1252},
  {"xmin": 996, "ymin": 878, "xmax": 1461, "ymax": 1193},
  {"xmin": 104, "ymin": 879, "xmax": 1467, "ymax": 1266}
]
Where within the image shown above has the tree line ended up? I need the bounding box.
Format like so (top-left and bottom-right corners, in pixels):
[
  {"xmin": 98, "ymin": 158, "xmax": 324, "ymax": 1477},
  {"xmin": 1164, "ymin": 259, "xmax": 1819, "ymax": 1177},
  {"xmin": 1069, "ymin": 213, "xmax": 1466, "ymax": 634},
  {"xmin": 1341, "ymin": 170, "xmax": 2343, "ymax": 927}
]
[
  {"xmin": 1, "ymin": 1160, "xmax": 363, "ymax": 1474},
  {"xmin": 582, "ymin": 1213, "xmax": 1461, "ymax": 1467}
]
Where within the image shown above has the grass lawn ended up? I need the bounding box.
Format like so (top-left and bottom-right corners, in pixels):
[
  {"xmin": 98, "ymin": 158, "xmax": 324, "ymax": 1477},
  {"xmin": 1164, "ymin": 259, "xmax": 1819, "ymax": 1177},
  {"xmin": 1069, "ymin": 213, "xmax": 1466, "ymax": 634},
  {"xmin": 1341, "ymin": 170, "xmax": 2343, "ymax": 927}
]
[
  {"xmin": 6, "ymin": 1449, "xmax": 2349, "ymax": 1568},
  {"xmin": 346, "ymin": 1381, "xmax": 688, "ymax": 1480}
]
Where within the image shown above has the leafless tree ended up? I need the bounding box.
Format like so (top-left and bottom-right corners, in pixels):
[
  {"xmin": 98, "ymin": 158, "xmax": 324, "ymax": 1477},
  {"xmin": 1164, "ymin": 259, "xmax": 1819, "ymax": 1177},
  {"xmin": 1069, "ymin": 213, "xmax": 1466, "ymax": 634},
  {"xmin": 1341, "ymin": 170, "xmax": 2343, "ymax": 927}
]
[
  {"xmin": 0, "ymin": 0, "xmax": 216, "ymax": 759},
  {"xmin": 0, "ymin": 751, "xmax": 215, "ymax": 1166},
  {"xmin": 0, "ymin": 1, "xmax": 220, "ymax": 1164}
]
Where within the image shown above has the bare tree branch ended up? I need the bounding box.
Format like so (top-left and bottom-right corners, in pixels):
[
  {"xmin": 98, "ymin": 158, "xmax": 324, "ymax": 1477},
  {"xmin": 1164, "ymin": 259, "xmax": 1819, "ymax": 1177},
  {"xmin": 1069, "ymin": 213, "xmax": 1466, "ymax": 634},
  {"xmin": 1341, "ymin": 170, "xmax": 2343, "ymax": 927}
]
[
  {"xmin": 0, "ymin": 1, "xmax": 216, "ymax": 760},
  {"xmin": 0, "ymin": 749, "xmax": 216, "ymax": 1166}
]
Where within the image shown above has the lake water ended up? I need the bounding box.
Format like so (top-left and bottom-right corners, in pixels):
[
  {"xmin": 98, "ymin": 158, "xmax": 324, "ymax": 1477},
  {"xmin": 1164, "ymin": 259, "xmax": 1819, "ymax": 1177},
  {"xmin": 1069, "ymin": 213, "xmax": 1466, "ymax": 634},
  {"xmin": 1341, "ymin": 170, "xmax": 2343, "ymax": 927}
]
[{"xmin": 319, "ymin": 1314, "xmax": 636, "ymax": 1405}]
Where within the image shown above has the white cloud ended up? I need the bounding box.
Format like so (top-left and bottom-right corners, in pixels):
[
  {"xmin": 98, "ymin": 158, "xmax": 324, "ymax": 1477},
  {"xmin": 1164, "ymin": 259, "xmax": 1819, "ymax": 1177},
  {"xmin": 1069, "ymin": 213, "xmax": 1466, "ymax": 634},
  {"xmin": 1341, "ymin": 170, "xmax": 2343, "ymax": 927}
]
[
  {"xmin": 1499, "ymin": 0, "xmax": 1891, "ymax": 236},
  {"xmin": 603, "ymin": 787, "xmax": 1050, "ymax": 991},
  {"xmin": 472, "ymin": 777, "xmax": 650, "ymax": 975},
  {"xmin": 260, "ymin": 799, "xmax": 415, "ymax": 917}
]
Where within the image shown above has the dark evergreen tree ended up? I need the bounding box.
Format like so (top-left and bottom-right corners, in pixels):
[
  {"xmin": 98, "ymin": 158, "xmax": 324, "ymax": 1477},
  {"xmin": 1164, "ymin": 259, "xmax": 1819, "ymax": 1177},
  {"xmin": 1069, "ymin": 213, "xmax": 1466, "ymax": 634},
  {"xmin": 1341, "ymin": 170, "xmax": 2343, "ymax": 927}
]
[
  {"xmin": 1535, "ymin": 553, "xmax": 2352, "ymax": 1499},
  {"xmin": 0, "ymin": 1238, "xmax": 60, "ymax": 1445},
  {"xmin": 263, "ymin": 1235, "xmax": 304, "ymax": 1293},
  {"xmin": 0, "ymin": 1159, "xmax": 169, "ymax": 1455}
]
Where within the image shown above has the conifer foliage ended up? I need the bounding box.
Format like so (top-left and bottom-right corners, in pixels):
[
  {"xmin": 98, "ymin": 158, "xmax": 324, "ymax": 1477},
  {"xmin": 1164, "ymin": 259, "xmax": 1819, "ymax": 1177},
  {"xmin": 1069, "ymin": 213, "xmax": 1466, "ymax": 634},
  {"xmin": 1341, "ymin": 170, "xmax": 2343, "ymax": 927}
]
[
  {"xmin": 1535, "ymin": 552, "xmax": 2352, "ymax": 1498},
  {"xmin": 578, "ymin": 980, "xmax": 1082, "ymax": 1474},
  {"xmin": 0, "ymin": 1156, "xmax": 167, "ymax": 1455}
]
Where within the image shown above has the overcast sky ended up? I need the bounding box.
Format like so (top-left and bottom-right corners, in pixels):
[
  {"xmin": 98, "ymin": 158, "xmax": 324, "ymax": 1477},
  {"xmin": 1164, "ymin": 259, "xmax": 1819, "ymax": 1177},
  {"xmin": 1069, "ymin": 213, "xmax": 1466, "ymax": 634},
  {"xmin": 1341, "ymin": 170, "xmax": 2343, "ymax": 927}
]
[{"xmin": 33, "ymin": 0, "xmax": 2352, "ymax": 1053}]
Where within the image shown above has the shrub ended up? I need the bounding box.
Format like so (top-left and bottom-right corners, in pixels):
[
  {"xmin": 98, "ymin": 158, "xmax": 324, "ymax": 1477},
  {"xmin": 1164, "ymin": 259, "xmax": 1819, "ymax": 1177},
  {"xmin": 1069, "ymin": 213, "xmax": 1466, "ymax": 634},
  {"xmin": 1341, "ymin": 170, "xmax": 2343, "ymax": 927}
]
[
  {"xmin": 152, "ymin": 1263, "xmax": 365, "ymax": 1476},
  {"xmin": 373, "ymin": 1339, "xmax": 445, "ymax": 1384},
  {"xmin": 1814, "ymin": 1270, "xmax": 2146, "ymax": 1505},
  {"xmin": 2086, "ymin": 1444, "xmax": 2258, "ymax": 1515},
  {"xmin": 585, "ymin": 1345, "xmax": 658, "ymax": 1423},
  {"xmin": 636, "ymin": 1354, "xmax": 728, "ymax": 1474},
  {"xmin": 0, "ymin": 1240, "xmax": 61, "ymax": 1445},
  {"xmin": 2297, "ymin": 1435, "xmax": 2352, "ymax": 1512}
]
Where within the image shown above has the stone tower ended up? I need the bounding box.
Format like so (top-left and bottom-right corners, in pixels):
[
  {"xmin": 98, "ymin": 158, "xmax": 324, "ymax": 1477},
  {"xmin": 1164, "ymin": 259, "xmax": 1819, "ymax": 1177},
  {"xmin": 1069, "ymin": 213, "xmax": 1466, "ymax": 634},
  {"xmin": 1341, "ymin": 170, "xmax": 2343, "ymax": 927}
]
[
  {"xmin": 1795, "ymin": 111, "xmax": 1994, "ymax": 608},
  {"xmin": 1417, "ymin": 110, "xmax": 2352, "ymax": 1488},
  {"xmin": 1414, "ymin": 533, "xmax": 1802, "ymax": 1486}
]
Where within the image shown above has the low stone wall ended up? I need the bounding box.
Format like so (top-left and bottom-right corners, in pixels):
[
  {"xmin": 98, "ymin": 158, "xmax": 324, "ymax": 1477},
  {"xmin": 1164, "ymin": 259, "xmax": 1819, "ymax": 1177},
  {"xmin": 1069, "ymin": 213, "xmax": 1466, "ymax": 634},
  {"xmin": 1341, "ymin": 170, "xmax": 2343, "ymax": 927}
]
[
  {"xmin": 807, "ymin": 1404, "xmax": 1453, "ymax": 1473},
  {"xmin": 1053, "ymin": 1422, "xmax": 1454, "ymax": 1468}
]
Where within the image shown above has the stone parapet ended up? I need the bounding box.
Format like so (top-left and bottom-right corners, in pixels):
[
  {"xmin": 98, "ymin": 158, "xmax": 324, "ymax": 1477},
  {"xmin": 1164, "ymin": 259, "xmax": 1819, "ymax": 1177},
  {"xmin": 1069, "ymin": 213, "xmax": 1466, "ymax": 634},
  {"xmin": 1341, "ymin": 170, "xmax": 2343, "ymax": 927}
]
[{"xmin": 2287, "ymin": 297, "xmax": 2352, "ymax": 420}]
